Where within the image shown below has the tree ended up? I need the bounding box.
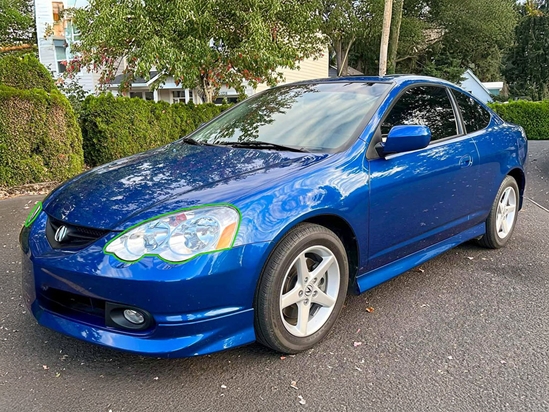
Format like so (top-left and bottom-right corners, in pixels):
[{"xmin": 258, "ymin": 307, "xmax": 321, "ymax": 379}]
[
  {"xmin": 0, "ymin": 0, "xmax": 36, "ymax": 53},
  {"xmin": 350, "ymin": 0, "xmax": 517, "ymax": 81},
  {"xmin": 320, "ymin": 0, "xmax": 364, "ymax": 76},
  {"xmin": 387, "ymin": 0, "xmax": 404, "ymax": 74},
  {"xmin": 418, "ymin": 0, "xmax": 518, "ymax": 82},
  {"xmin": 69, "ymin": 0, "xmax": 324, "ymax": 103},
  {"xmin": 504, "ymin": 8, "xmax": 549, "ymax": 100},
  {"xmin": 525, "ymin": 0, "xmax": 547, "ymax": 16},
  {"xmin": 349, "ymin": 0, "xmax": 425, "ymax": 76}
]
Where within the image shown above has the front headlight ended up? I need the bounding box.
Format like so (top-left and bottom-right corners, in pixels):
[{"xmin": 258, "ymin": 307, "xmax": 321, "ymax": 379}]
[
  {"xmin": 104, "ymin": 205, "xmax": 240, "ymax": 263},
  {"xmin": 24, "ymin": 201, "xmax": 42, "ymax": 228}
]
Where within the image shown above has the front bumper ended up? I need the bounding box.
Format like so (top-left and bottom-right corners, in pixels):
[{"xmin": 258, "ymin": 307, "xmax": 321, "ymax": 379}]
[{"xmin": 21, "ymin": 212, "xmax": 270, "ymax": 357}]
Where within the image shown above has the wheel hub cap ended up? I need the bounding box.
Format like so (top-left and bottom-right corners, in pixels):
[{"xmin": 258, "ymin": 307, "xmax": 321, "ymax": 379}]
[
  {"xmin": 279, "ymin": 246, "xmax": 340, "ymax": 338},
  {"xmin": 496, "ymin": 186, "xmax": 517, "ymax": 239}
]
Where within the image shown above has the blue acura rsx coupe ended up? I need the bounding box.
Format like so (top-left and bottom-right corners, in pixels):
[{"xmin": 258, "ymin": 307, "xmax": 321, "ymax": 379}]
[{"xmin": 20, "ymin": 75, "xmax": 528, "ymax": 357}]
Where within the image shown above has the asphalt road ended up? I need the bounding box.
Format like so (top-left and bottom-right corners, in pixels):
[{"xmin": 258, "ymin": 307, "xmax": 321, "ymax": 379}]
[{"xmin": 1, "ymin": 142, "xmax": 548, "ymax": 412}]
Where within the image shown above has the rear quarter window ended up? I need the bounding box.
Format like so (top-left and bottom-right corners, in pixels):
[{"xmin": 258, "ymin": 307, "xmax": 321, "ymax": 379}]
[{"xmin": 452, "ymin": 90, "xmax": 492, "ymax": 133}]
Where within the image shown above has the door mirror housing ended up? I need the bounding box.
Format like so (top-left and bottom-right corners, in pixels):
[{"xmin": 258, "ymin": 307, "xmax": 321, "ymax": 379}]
[{"xmin": 376, "ymin": 125, "xmax": 431, "ymax": 157}]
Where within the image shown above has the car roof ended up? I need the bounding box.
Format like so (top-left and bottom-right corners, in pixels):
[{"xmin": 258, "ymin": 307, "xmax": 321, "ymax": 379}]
[{"xmin": 295, "ymin": 74, "xmax": 457, "ymax": 88}]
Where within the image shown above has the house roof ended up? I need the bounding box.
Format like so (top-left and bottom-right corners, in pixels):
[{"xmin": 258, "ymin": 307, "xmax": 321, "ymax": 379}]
[
  {"xmin": 482, "ymin": 82, "xmax": 504, "ymax": 90},
  {"xmin": 460, "ymin": 69, "xmax": 493, "ymax": 93},
  {"xmin": 328, "ymin": 65, "xmax": 364, "ymax": 77},
  {"xmin": 109, "ymin": 71, "xmax": 159, "ymax": 87}
]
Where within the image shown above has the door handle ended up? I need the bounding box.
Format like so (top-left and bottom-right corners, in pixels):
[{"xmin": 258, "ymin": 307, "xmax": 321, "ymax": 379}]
[{"xmin": 459, "ymin": 155, "xmax": 473, "ymax": 167}]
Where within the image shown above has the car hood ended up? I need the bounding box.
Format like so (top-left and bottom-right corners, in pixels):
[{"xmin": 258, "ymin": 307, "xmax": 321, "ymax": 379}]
[{"xmin": 44, "ymin": 142, "xmax": 314, "ymax": 229}]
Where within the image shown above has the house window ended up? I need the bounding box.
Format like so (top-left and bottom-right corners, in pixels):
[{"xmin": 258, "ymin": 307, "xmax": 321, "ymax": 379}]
[
  {"xmin": 51, "ymin": 3, "xmax": 82, "ymax": 75},
  {"xmin": 129, "ymin": 91, "xmax": 155, "ymax": 101},
  {"xmin": 57, "ymin": 61, "xmax": 66, "ymax": 73},
  {"xmin": 172, "ymin": 91, "xmax": 185, "ymax": 103},
  {"xmin": 214, "ymin": 97, "xmax": 238, "ymax": 105},
  {"xmin": 64, "ymin": 22, "xmax": 80, "ymax": 49},
  {"xmin": 54, "ymin": 38, "xmax": 67, "ymax": 73},
  {"xmin": 172, "ymin": 90, "xmax": 193, "ymax": 104},
  {"xmin": 52, "ymin": 2, "xmax": 64, "ymax": 22}
]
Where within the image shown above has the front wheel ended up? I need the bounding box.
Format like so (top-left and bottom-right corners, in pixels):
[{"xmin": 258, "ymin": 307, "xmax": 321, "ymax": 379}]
[
  {"xmin": 254, "ymin": 223, "xmax": 349, "ymax": 354},
  {"xmin": 477, "ymin": 175, "xmax": 520, "ymax": 249}
]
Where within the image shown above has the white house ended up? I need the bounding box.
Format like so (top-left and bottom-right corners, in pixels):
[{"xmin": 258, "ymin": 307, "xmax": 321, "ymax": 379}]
[
  {"xmin": 35, "ymin": 0, "xmax": 101, "ymax": 93},
  {"xmin": 459, "ymin": 69, "xmax": 496, "ymax": 104},
  {"xmin": 482, "ymin": 82, "xmax": 504, "ymax": 97},
  {"xmin": 35, "ymin": 0, "xmax": 329, "ymax": 103}
]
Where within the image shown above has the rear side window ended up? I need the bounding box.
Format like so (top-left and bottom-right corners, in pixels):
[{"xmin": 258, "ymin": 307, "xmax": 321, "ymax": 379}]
[
  {"xmin": 452, "ymin": 90, "xmax": 491, "ymax": 133},
  {"xmin": 381, "ymin": 86, "xmax": 458, "ymax": 141}
]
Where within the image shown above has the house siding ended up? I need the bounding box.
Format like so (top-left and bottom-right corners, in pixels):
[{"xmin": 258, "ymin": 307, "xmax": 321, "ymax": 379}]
[
  {"xmin": 35, "ymin": 0, "xmax": 98, "ymax": 93},
  {"xmin": 255, "ymin": 48, "xmax": 329, "ymax": 93},
  {"xmin": 459, "ymin": 70, "xmax": 493, "ymax": 104},
  {"xmin": 35, "ymin": 0, "xmax": 56, "ymax": 73}
]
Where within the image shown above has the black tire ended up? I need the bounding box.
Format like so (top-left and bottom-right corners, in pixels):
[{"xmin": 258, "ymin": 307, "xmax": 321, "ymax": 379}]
[
  {"xmin": 477, "ymin": 175, "xmax": 519, "ymax": 249},
  {"xmin": 254, "ymin": 223, "xmax": 349, "ymax": 354}
]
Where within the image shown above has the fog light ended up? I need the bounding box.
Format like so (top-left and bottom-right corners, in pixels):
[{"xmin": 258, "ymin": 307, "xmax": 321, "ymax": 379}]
[{"xmin": 123, "ymin": 309, "xmax": 145, "ymax": 325}]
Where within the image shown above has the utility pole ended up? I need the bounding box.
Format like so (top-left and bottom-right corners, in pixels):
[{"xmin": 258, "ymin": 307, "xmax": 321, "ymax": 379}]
[{"xmin": 379, "ymin": 0, "xmax": 393, "ymax": 76}]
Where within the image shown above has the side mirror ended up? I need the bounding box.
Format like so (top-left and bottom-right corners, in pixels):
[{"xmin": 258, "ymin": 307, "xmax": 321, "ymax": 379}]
[{"xmin": 375, "ymin": 125, "xmax": 431, "ymax": 157}]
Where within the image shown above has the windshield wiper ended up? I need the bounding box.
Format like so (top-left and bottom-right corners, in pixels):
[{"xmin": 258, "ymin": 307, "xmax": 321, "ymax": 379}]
[
  {"xmin": 182, "ymin": 137, "xmax": 218, "ymax": 146},
  {"xmin": 217, "ymin": 141, "xmax": 309, "ymax": 153}
]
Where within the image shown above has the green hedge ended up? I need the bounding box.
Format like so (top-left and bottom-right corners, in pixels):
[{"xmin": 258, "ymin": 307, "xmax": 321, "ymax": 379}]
[
  {"xmin": 0, "ymin": 55, "xmax": 55, "ymax": 92},
  {"xmin": 0, "ymin": 85, "xmax": 84, "ymax": 186},
  {"xmin": 489, "ymin": 100, "xmax": 549, "ymax": 140},
  {"xmin": 80, "ymin": 94, "xmax": 230, "ymax": 166}
]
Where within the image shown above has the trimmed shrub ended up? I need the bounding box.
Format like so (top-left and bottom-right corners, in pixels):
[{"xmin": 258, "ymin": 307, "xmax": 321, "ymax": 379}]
[
  {"xmin": 0, "ymin": 54, "xmax": 56, "ymax": 92},
  {"xmin": 81, "ymin": 94, "xmax": 230, "ymax": 166},
  {"xmin": 0, "ymin": 85, "xmax": 84, "ymax": 186},
  {"xmin": 489, "ymin": 100, "xmax": 549, "ymax": 140}
]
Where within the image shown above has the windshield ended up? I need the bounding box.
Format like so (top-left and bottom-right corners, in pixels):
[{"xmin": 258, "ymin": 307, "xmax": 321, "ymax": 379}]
[{"xmin": 190, "ymin": 82, "xmax": 391, "ymax": 152}]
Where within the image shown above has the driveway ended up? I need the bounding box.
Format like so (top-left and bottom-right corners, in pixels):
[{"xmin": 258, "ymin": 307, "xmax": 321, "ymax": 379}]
[{"xmin": 0, "ymin": 142, "xmax": 547, "ymax": 412}]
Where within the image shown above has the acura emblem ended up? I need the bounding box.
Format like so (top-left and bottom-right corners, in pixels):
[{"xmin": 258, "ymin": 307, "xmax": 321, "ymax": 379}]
[{"xmin": 54, "ymin": 225, "xmax": 68, "ymax": 243}]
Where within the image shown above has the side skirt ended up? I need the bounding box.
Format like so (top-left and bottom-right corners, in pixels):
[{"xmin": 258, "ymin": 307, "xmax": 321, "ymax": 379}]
[{"xmin": 355, "ymin": 223, "xmax": 485, "ymax": 294}]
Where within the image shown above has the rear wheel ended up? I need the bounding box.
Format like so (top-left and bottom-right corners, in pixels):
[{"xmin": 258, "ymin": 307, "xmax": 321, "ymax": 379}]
[
  {"xmin": 477, "ymin": 176, "xmax": 519, "ymax": 249},
  {"xmin": 255, "ymin": 223, "xmax": 348, "ymax": 353}
]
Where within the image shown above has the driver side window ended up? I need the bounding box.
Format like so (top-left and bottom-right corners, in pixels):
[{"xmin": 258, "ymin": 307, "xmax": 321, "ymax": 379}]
[{"xmin": 381, "ymin": 86, "xmax": 458, "ymax": 141}]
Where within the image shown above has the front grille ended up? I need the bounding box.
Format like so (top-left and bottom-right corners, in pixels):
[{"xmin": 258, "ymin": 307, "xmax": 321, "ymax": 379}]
[
  {"xmin": 38, "ymin": 287, "xmax": 106, "ymax": 326},
  {"xmin": 46, "ymin": 215, "xmax": 111, "ymax": 250}
]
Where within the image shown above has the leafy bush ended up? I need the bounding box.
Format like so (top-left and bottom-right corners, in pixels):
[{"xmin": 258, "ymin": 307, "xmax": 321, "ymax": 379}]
[
  {"xmin": 489, "ymin": 100, "xmax": 549, "ymax": 140},
  {"xmin": 0, "ymin": 54, "xmax": 55, "ymax": 92},
  {"xmin": 0, "ymin": 85, "xmax": 84, "ymax": 186},
  {"xmin": 56, "ymin": 77, "xmax": 90, "ymax": 118},
  {"xmin": 81, "ymin": 94, "xmax": 230, "ymax": 166}
]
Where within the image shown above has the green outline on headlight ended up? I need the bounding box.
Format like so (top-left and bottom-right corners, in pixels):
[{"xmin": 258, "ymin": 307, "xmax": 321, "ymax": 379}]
[
  {"xmin": 24, "ymin": 201, "xmax": 42, "ymax": 228},
  {"xmin": 103, "ymin": 203, "xmax": 242, "ymax": 265}
]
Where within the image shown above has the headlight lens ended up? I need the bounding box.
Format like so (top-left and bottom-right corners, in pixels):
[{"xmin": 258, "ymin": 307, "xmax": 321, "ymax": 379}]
[
  {"xmin": 24, "ymin": 201, "xmax": 42, "ymax": 227},
  {"xmin": 104, "ymin": 205, "xmax": 240, "ymax": 263}
]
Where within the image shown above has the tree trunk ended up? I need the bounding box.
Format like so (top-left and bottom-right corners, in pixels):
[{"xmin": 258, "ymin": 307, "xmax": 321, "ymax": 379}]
[
  {"xmin": 0, "ymin": 44, "xmax": 35, "ymax": 53},
  {"xmin": 379, "ymin": 0, "xmax": 393, "ymax": 76},
  {"xmin": 387, "ymin": 0, "xmax": 403, "ymax": 74},
  {"xmin": 201, "ymin": 76, "xmax": 214, "ymax": 104},
  {"xmin": 339, "ymin": 38, "xmax": 355, "ymax": 77},
  {"xmin": 334, "ymin": 40, "xmax": 343, "ymax": 76}
]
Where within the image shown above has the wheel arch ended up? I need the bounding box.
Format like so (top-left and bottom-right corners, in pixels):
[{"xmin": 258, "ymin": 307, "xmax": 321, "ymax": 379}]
[
  {"xmin": 301, "ymin": 214, "xmax": 360, "ymax": 286},
  {"xmin": 253, "ymin": 212, "xmax": 361, "ymax": 297},
  {"xmin": 507, "ymin": 167, "xmax": 526, "ymax": 209}
]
